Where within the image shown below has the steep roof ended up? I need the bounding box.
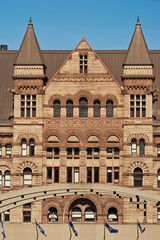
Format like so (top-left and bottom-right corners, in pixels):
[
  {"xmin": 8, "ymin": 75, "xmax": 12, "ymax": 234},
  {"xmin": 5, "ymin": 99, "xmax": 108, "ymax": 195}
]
[
  {"xmin": 14, "ymin": 20, "xmax": 44, "ymax": 65},
  {"xmin": 123, "ymin": 18, "xmax": 153, "ymax": 65}
]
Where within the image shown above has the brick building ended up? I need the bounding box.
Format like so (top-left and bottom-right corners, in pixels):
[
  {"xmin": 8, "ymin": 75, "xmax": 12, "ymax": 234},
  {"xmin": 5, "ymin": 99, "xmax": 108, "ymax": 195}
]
[{"xmin": 0, "ymin": 17, "xmax": 160, "ymax": 226}]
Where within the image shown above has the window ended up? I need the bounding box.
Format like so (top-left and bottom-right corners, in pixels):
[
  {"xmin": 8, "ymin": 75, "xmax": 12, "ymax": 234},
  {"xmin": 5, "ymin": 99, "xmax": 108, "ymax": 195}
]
[
  {"xmin": 80, "ymin": 55, "xmax": 87, "ymax": 73},
  {"xmin": 47, "ymin": 148, "xmax": 59, "ymax": 159},
  {"xmin": 21, "ymin": 95, "xmax": 36, "ymax": 117},
  {"xmin": 21, "ymin": 139, "xmax": 27, "ymax": 156},
  {"xmin": 66, "ymin": 100, "xmax": 73, "ymax": 117},
  {"xmin": 71, "ymin": 207, "xmax": 81, "ymax": 222},
  {"xmin": 48, "ymin": 207, "xmax": 58, "ymax": 222},
  {"xmin": 47, "ymin": 167, "xmax": 52, "ymax": 184},
  {"xmin": 131, "ymin": 139, "xmax": 137, "ymax": 156},
  {"xmin": 29, "ymin": 139, "xmax": 35, "ymax": 156},
  {"xmin": 23, "ymin": 168, "xmax": 32, "ymax": 186},
  {"xmin": 87, "ymin": 167, "xmax": 92, "ymax": 183},
  {"xmin": 130, "ymin": 95, "xmax": 146, "ymax": 117},
  {"xmin": 0, "ymin": 144, "xmax": 2, "ymax": 157},
  {"xmin": 4, "ymin": 170, "xmax": 10, "ymax": 187},
  {"xmin": 79, "ymin": 97, "xmax": 88, "ymax": 117},
  {"xmin": 74, "ymin": 167, "xmax": 79, "ymax": 183},
  {"xmin": 108, "ymin": 207, "xmax": 118, "ymax": 222},
  {"xmin": 85, "ymin": 207, "xmax": 95, "ymax": 222},
  {"xmin": 4, "ymin": 210, "xmax": 10, "ymax": 222},
  {"xmin": 139, "ymin": 139, "xmax": 145, "ymax": 156},
  {"xmin": 54, "ymin": 167, "xmax": 59, "ymax": 183},
  {"xmin": 67, "ymin": 148, "xmax": 79, "ymax": 159},
  {"xmin": 158, "ymin": 208, "xmax": 160, "ymax": 222},
  {"xmin": 107, "ymin": 167, "xmax": 119, "ymax": 183},
  {"xmin": 93, "ymin": 100, "xmax": 101, "ymax": 118},
  {"xmin": 53, "ymin": 100, "xmax": 61, "ymax": 117},
  {"xmin": 5, "ymin": 144, "xmax": 12, "ymax": 158},
  {"xmin": 106, "ymin": 148, "xmax": 120, "ymax": 159},
  {"xmin": 94, "ymin": 167, "xmax": 99, "ymax": 183},
  {"xmin": 134, "ymin": 168, "xmax": 143, "ymax": 187},
  {"xmin": 87, "ymin": 148, "xmax": 99, "ymax": 159},
  {"xmin": 23, "ymin": 203, "xmax": 31, "ymax": 222},
  {"xmin": 158, "ymin": 169, "xmax": 160, "ymax": 188},
  {"xmin": 157, "ymin": 144, "xmax": 160, "ymax": 158},
  {"xmin": 106, "ymin": 100, "xmax": 113, "ymax": 117},
  {"xmin": 67, "ymin": 167, "xmax": 72, "ymax": 183},
  {"xmin": 0, "ymin": 171, "xmax": 2, "ymax": 187}
]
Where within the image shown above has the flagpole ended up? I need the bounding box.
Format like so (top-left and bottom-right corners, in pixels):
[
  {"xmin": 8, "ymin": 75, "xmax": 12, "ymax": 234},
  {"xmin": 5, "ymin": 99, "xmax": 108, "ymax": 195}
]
[
  {"xmin": 104, "ymin": 221, "xmax": 106, "ymax": 240},
  {"xmin": 68, "ymin": 221, "xmax": 72, "ymax": 240},
  {"xmin": 35, "ymin": 219, "xmax": 39, "ymax": 240},
  {"xmin": 136, "ymin": 220, "xmax": 139, "ymax": 240}
]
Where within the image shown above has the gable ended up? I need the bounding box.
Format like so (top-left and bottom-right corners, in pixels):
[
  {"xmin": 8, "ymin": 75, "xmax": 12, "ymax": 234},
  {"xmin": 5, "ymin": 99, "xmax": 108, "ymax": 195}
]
[{"xmin": 46, "ymin": 38, "xmax": 122, "ymax": 89}]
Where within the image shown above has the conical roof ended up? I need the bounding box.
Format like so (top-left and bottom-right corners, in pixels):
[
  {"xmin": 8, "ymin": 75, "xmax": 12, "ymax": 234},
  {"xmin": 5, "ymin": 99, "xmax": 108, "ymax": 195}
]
[
  {"xmin": 15, "ymin": 19, "xmax": 44, "ymax": 65},
  {"xmin": 124, "ymin": 18, "xmax": 153, "ymax": 65}
]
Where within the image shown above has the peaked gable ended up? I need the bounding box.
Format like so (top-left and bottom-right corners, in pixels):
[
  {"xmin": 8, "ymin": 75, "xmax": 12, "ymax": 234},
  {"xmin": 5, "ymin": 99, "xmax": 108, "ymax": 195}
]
[
  {"xmin": 15, "ymin": 21, "xmax": 44, "ymax": 65},
  {"xmin": 46, "ymin": 37, "xmax": 121, "ymax": 89}
]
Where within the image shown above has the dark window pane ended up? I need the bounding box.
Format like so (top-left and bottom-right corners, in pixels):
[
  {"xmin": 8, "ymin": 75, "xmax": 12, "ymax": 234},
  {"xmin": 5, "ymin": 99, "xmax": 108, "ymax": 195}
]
[
  {"xmin": 27, "ymin": 108, "xmax": 30, "ymax": 117},
  {"xmin": 130, "ymin": 108, "xmax": 134, "ymax": 117},
  {"xmin": 66, "ymin": 100, "xmax": 73, "ymax": 117},
  {"xmin": 106, "ymin": 100, "xmax": 113, "ymax": 117},
  {"xmin": 94, "ymin": 100, "xmax": 100, "ymax": 118},
  {"xmin": 87, "ymin": 167, "xmax": 92, "ymax": 183},
  {"xmin": 23, "ymin": 211, "xmax": 31, "ymax": 222},
  {"xmin": 47, "ymin": 167, "xmax": 52, "ymax": 181},
  {"xmin": 54, "ymin": 100, "xmax": 60, "ymax": 117},
  {"xmin": 107, "ymin": 167, "xmax": 112, "ymax": 183},
  {"xmin": 32, "ymin": 108, "xmax": 36, "ymax": 117},
  {"xmin": 67, "ymin": 167, "xmax": 72, "ymax": 183},
  {"xmin": 79, "ymin": 97, "xmax": 88, "ymax": 117},
  {"xmin": 21, "ymin": 108, "xmax": 25, "ymax": 117},
  {"xmin": 54, "ymin": 167, "xmax": 59, "ymax": 183},
  {"xmin": 136, "ymin": 108, "xmax": 140, "ymax": 117},
  {"xmin": 142, "ymin": 108, "xmax": 146, "ymax": 117},
  {"xmin": 139, "ymin": 139, "xmax": 145, "ymax": 156},
  {"xmin": 94, "ymin": 167, "xmax": 99, "ymax": 183}
]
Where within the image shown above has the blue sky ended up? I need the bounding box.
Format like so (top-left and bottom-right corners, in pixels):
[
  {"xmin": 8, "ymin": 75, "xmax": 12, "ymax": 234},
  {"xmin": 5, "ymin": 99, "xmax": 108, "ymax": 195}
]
[{"xmin": 0, "ymin": 0, "xmax": 160, "ymax": 50}]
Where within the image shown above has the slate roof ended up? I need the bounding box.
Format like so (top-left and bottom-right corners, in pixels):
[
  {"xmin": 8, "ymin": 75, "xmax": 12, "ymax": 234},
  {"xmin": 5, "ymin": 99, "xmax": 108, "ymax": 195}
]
[
  {"xmin": 14, "ymin": 21, "xmax": 44, "ymax": 65},
  {"xmin": 123, "ymin": 18, "xmax": 153, "ymax": 65}
]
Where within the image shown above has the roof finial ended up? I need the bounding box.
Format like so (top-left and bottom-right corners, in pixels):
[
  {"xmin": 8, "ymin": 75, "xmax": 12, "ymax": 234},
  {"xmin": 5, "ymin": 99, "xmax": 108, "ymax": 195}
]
[
  {"xmin": 29, "ymin": 17, "xmax": 32, "ymax": 23},
  {"xmin": 137, "ymin": 16, "xmax": 140, "ymax": 24}
]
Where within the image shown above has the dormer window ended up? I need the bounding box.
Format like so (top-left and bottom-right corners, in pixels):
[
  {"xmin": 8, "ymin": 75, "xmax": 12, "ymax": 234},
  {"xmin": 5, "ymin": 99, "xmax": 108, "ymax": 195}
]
[{"xmin": 80, "ymin": 55, "xmax": 87, "ymax": 73}]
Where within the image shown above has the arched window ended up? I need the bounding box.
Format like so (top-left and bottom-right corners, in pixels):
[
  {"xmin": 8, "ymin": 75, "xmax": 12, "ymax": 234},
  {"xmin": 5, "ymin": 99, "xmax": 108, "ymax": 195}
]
[
  {"xmin": 79, "ymin": 97, "xmax": 88, "ymax": 117},
  {"xmin": 108, "ymin": 207, "xmax": 118, "ymax": 222},
  {"xmin": 93, "ymin": 100, "xmax": 101, "ymax": 118},
  {"xmin": 53, "ymin": 100, "xmax": 61, "ymax": 117},
  {"xmin": 29, "ymin": 139, "xmax": 35, "ymax": 156},
  {"xmin": 134, "ymin": 168, "xmax": 143, "ymax": 187},
  {"xmin": 71, "ymin": 207, "xmax": 82, "ymax": 222},
  {"xmin": 4, "ymin": 170, "xmax": 10, "ymax": 188},
  {"xmin": 48, "ymin": 207, "xmax": 58, "ymax": 222},
  {"xmin": 85, "ymin": 207, "xmax": 95, "ymax": 221},
  {"xmin": 106, "ymin": 100, "xmax": 113, "ymax": 117},
  {"xmin": 157, "ymin": 169, "xmax": 160, "ymax": 188},
  {"xmin": 21, "ymin": 138, "xmax": 27, "ymax": 156},
  {"xmin": 0, "ymin": 171, "xmax": 2, "ymax": 187},
  {"xmin": 66, "ymin": 100, "xmax": 73, "ymax": 117},
  {"xmin": 23, "ymin": 168, "xmax": 32, "ymax": 186},
  {"xmin": 131, "ymin": 139, "xmax": 137, "ymax": 156},
  {"xmin": 139, "ymin": 139, "xmax": 145, "ymax": 156}
]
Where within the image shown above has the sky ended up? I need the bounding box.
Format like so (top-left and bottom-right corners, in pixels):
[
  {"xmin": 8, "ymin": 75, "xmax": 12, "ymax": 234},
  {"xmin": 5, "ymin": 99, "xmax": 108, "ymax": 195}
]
[{"xmin": 0, "ymin": 0, "xmax": 160, "ymax": 50}]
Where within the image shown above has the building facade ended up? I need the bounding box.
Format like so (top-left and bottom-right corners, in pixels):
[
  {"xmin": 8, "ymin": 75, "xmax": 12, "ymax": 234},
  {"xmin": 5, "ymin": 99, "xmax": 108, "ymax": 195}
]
[{"xmin": 0, "ymin": 18, "xmax": 160, "ymax": 227}]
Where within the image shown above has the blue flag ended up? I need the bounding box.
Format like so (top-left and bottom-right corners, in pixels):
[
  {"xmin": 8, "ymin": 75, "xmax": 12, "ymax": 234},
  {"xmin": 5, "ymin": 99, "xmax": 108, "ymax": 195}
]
[
  {"xmin": 1, "ymin": 220, "xmax": 6, "ymax": 238},
  {"xmin": 138, "ymin": 221, "xmax": 145, "ymax": 233},
  {"xmin": 36, "ymin": 220, "xmax": 47, "ymax": 237},
  {"xmin": 69, "ymin": 220, "xmax": 78, "ymax": 237},
  {"xmin": 105, "ymin": 222, "xmax": 118, "ymax": 233}
]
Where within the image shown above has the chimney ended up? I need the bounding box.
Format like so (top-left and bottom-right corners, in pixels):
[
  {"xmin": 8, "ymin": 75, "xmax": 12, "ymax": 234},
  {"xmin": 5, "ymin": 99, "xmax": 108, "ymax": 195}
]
[{"xmin": 0, "ymin": 45, "xmax": 8, "ymax": 50}]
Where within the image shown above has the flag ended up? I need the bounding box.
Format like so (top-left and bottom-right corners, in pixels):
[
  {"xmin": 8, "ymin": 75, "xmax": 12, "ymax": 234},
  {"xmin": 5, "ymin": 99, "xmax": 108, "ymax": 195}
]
[
  {"xmin": 36, "ymin": 220, "xmax": 47, "ymax": 237},
  {"xmin": 1, "ymin": 220, "xmax": 6, "ymax": 238},
  {"xmin": 69, "ymin": 220, "xmax": 78, "ymax": 237},
  {"xmin": 138, "ymin": 221, "xmax": 145, "ymax": 233},
  {"xmin": 105, "ymin": 222, "xmax": 118, "ymax": 233}
]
